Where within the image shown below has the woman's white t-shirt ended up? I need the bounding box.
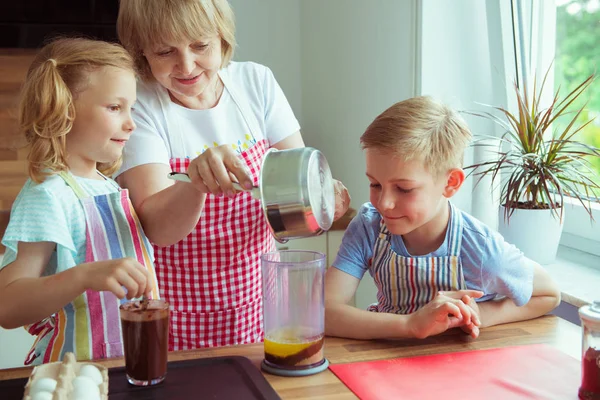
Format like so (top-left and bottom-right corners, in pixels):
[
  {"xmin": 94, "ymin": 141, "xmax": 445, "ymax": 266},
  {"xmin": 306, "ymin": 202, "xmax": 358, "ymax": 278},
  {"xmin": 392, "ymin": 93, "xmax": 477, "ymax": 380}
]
[{"xmin": 117, "ymin": 61, "xmax": 300, "ymax": 174}]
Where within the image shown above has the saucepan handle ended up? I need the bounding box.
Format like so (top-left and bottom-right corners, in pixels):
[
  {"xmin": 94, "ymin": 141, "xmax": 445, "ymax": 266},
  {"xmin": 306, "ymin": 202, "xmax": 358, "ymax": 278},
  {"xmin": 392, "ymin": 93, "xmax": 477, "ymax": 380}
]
[
  {"xmin": 167, "ymin": 172, "xmax": 192, "ymax": 183},
  {"xmin": 167, "ymin": 172, "xmax": 261, "ymax": 200}
]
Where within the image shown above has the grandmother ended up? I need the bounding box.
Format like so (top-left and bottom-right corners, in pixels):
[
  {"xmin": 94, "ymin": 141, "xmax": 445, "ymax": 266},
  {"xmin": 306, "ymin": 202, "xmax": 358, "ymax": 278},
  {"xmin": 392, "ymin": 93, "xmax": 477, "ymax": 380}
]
[{"xmin": 115, "ymin": 0, "xmax": 350, "ymax": 350}]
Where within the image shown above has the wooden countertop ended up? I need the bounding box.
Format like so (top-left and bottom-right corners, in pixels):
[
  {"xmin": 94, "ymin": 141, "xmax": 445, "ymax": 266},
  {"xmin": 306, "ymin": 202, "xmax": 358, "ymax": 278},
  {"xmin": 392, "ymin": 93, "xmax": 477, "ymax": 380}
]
[{"xmin": 0, "ymin": 315, "xmax": 581, "ymax": 399}]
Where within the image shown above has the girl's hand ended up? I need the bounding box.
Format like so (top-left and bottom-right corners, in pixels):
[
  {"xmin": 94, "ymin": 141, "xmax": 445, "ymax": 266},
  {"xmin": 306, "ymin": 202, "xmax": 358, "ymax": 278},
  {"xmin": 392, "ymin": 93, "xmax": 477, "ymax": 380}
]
[
  {"xmin": 187, "ymin": 145, "xmax": 253, "ymax": 197},
  {"xmin": 78, "ymin": 258, "xmax": 151, "ymax": 299},
  {"xmin": 333, "ymin": 179, "xmax": 351, "ymax": 220},
  {"xmin": 408, "ymin": 290, "xmax": 483, "ymax": 339}
]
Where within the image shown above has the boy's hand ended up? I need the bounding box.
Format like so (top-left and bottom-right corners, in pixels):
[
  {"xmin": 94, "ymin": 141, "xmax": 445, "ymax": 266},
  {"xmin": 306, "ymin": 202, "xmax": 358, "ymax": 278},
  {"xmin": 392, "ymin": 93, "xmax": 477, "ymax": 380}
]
[
  {"xmin": 408, "ymin": 290, "xmax": 483, "ymax": 339},
  {"xmin": 78, "ymin": 258, "xmax": 151, "ymax": 300},
  {"xmin": 438, "ymin": 291, "xmax": 483, "ymax": 338},
  {"xmin": 458, "ymin": 294, "xmax": 482, "ymax": 338}
]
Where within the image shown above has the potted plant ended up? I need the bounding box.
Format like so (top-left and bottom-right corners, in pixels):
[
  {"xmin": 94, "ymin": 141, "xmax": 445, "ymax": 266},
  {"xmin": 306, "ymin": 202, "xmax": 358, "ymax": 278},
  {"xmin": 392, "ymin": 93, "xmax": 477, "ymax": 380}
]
[{"xmin": 465, "ymin": 68, "xmax": 599, "ymax": 264}]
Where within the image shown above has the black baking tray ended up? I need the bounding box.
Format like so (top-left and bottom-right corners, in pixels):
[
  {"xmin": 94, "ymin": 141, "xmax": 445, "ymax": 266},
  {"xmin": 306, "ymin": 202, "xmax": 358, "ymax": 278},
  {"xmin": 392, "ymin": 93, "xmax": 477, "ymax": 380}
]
[{"xmin": 0, "ymin": 356, "xmax": 281, "ymax": 399}]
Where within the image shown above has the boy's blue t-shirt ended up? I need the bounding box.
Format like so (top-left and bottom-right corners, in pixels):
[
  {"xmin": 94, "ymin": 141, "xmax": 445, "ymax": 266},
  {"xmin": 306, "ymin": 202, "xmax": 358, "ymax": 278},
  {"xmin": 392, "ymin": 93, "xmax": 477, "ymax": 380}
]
[{"xmin": 333, "ymin": 203, "xmax": 535, "ymax": 307}]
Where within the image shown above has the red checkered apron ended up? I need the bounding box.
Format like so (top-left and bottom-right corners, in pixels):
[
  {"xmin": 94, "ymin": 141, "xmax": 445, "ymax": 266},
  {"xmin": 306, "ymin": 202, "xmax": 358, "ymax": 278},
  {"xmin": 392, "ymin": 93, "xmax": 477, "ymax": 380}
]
[
  {"xmin": 155, "ymin": 69, "xmax": 276, "ymax": 350},
  {"xmin": 161, "ymin": 140, "xmax": 274, "ymax": 350}
]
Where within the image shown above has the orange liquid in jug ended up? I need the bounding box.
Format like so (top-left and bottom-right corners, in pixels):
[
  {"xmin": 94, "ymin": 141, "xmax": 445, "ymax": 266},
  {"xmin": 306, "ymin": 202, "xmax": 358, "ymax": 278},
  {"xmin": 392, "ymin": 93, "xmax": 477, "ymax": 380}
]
[{"xmin": 264, "ymin": 327, "xmax": 324, "ymax": 368}]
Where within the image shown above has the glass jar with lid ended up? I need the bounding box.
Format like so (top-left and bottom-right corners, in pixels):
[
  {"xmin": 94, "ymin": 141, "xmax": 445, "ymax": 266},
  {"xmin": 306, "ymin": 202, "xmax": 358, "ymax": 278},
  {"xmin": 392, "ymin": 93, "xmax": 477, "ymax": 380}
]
[{"xmin": 579, "ymin": 300, "xmax": 600, "ymax": 400}]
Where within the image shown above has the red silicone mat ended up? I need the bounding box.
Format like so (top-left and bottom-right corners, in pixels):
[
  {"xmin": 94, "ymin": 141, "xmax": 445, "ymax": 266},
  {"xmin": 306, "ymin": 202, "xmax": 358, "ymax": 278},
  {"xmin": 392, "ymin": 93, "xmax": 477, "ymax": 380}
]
[{"xmin": 329, "ymin": 344, "xmax": 580, "ymax": 400}]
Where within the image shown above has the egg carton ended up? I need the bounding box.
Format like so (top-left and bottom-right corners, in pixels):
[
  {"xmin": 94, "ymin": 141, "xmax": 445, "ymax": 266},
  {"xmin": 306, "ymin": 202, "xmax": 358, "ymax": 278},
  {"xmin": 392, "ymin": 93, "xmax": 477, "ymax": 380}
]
[{"xmin": 22, "ymin": 352, "xmax": 108, "ymax": 400}]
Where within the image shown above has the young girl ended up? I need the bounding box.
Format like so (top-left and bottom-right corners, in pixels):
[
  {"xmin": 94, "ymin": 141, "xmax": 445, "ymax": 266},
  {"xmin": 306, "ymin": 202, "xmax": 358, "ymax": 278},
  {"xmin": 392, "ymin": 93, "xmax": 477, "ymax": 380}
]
[{"xmin": 0, "ymin": 37, "xmax": 159, "ymax": 365}]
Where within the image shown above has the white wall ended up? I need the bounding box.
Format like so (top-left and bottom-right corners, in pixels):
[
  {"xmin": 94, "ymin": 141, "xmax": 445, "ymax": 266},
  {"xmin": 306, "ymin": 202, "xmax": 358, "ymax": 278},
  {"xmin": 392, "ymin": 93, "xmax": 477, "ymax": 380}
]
[
  {"xmin": 232, "ymin": 0, "xmax": 418, "ymax": 208},
  {"xmin": 419, "ymin": 0, "xmax": 504, "ymax": 226},
  {"xmin": 299, "ymin": 0, "xmax": 418, "ymax": 207},
  {"xmin": 0, "ymin": 327, "xmax": 34, "ymax": 369},
  {"xmin": 229, "ymin": 0, "xmax": 303, "ymax": 120},
  {"xmin": 0, "ymin": 253, "xmax": 35, "ymax": 368}
]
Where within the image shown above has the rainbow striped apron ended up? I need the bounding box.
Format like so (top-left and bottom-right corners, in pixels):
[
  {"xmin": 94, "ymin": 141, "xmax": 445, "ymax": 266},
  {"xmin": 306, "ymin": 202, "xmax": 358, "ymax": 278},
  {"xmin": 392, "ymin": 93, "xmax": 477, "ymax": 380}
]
[
  {"xmin": 367, "ymin": 203, "xmax": 466, "ymax": 314},
  {"xmin": 24, "ymin": 172, "xmax": 159, "ymax": 364}
]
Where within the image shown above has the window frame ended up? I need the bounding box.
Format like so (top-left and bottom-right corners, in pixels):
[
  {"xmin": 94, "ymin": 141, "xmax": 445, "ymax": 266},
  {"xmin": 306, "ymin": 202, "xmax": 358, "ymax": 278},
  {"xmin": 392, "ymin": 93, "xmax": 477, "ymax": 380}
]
[{"xmin": 532, "ymin": 0, "xmax": 600, "ymax": 255}]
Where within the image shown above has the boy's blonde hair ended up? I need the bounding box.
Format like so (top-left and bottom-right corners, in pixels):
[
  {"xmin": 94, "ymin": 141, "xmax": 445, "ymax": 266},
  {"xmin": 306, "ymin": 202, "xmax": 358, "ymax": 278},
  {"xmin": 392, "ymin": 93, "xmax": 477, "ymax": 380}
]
[
  {"xmin": 117, "ymin": 0, "xmax": 236, "ymax": 82},
  {"xmin": 360, "ymin": 96, "xmax": 472, "ymax": 176},
  {"xmin": 19, "ymin": 37, "xmax": 135, "ymax": 183}
]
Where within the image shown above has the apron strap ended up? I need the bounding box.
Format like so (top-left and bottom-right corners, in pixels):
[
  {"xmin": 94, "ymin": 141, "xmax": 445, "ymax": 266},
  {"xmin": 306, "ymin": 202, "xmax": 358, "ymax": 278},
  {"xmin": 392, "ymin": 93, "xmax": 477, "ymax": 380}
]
[
  {"xmin": 378, "ymin": 218, "xmax": 390, "ymax": 237},
  {"xmin": 58, "ymin": 171, "xmax": 120, "ymax": 199},
  {"xmin": 58, "ymin": 171, "xmax": 89, "ymax": 199},
  {"xmin": 369, "ymin": 218, "xmax": 391, "ymax": 272},
  {"xmin": 218, "ymin": 68, "xmax": 261, "ymax": 144},
  {"xmin": 446, "ymin": 202, "xmax": 464, "ymax": 257},
  {"xmin": 96, "ymin": 171, "xmax": 121, "ymax": 191},
  {"xmin": 159, "ymin": 67, "xmax": 264, "ymax": 159}
]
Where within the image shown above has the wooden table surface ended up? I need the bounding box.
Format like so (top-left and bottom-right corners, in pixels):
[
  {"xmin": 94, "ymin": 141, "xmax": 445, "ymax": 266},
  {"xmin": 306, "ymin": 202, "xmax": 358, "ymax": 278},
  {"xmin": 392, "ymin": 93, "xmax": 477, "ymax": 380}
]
[{"xmin": 0, "ymin": 315, "xmax": 582, "ymax": 399}]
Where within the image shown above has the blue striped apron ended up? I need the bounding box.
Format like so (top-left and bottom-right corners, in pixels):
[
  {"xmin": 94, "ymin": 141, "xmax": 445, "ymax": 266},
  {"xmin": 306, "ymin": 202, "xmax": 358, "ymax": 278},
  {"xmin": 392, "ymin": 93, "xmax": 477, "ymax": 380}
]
[
  {"xmin": 367, "ymin": 203, "xmax": 466, "ymax": 314},
  {"xmin": 24, "ymin": 171, "xmax": 159, "ymax": 365}
]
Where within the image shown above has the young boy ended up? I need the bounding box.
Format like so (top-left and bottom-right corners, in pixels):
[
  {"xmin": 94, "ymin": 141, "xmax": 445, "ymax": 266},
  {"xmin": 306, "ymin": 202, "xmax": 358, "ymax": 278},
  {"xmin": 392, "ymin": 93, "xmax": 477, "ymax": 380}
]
[{"xmin": 325, "ymin": 96, "xmax": 561, "ymax": 340}]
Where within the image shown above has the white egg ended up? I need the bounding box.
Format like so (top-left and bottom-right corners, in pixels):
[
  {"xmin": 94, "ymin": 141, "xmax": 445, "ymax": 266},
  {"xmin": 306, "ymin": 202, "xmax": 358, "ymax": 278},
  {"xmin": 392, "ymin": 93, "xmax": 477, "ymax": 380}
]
[
  {"xmin": 78, "ymin": 364, "xmax": 103, "ymax": 385},
  {"xmin": 31, "ymin": 392, "xmax": 53, "ymax": 400},
  {"xmin": 68, "ymin": 392, "xmax": 101, "ymax": 400},
  {"xmin": 29, "ymin": 377, "xmax": 57, "ymax": 395},
  {"xmin": 70, "ymin": 376, "xmax": 100, "ymax": 400}
]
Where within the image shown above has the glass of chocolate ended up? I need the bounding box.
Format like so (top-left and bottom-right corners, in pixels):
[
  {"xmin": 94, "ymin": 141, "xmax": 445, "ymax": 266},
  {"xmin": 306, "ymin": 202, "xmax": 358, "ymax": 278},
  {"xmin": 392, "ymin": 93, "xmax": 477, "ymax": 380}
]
[
  {"xmin": 119, "ymin": 299, "xmax": 169, "ymax": 386},
  {"xmin": 261, "ymin": 250, "xmax": 328, "ymax": 377},
  {"xmin": 579, "ymin": 300, "xmax": 600, "ymax": 400}
]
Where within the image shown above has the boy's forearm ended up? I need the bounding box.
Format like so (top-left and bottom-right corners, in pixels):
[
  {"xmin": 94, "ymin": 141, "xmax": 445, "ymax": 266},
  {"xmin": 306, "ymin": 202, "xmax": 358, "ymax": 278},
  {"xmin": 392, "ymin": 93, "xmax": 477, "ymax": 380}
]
[
  {"xmin": 138, "ymin": 183, "xmax": 206, "ymax": 247},
  {"xmin": 478, "ymin": 293, "xmax": 561, "ymax": 328},
  {"xmin": 325, "ymin": 303, "xmax": 414, "ymax": 339},
  {"xmin": 0, "ymin": 268, "xmax": 85, "ymax": 329}
]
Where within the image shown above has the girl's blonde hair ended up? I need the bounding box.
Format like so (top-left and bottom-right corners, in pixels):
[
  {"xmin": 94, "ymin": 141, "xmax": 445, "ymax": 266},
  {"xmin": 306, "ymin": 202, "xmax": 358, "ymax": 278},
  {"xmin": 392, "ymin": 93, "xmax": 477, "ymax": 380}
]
[
  {"xmin": 360, "ymin": 96, "xmax": 472, "ymax": 177},
  {"xmin": 117, "ymin": 0, "xmax": 236, "ymax": 82},
  {"xmin": 19, "ymin": 37, "xmax": 135, "ymax": 183}
]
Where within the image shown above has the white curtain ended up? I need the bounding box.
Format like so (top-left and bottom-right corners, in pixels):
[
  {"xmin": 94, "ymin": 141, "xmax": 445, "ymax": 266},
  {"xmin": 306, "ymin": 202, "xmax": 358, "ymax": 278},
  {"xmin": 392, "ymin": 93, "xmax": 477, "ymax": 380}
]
[
  {"xmin": 469, "ymin": 0, "xmax": 556, "ymax": 229},
  {"xmin": 417, "ymin": 0, "xmax": 556, "ymax": 229}
]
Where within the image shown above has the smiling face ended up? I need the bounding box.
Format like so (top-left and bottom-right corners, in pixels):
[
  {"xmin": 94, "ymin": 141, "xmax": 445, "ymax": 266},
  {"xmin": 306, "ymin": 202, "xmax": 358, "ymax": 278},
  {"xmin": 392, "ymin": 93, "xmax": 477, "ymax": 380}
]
[
  {"xmin": 365, "ymin": 148, "xmax": 462, "ymax": 237},
  {"xmin": 143, "ymin": 36, "xmax": 222, "ymax": 104},
  {"xmin": 66, "ymin": 66, "xmax": 137, "ymax": 178}
]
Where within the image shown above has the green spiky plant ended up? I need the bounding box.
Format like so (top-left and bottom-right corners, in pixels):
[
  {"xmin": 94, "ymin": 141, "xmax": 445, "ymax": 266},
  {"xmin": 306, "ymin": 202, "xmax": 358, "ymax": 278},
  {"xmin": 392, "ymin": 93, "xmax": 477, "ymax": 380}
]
[{"xmin": 465, "ymin": 68, "xmax": 599, "ymax": 223}]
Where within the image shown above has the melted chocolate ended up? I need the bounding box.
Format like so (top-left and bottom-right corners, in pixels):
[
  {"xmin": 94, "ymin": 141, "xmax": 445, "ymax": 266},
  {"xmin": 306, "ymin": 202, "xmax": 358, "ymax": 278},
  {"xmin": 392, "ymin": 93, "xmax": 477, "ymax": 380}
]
[
  {"xmin": 120, "ymin": 303, "xmax": 169, "ymax": 383},
  {"xmin": 579, "ymin": 347, "xmax": 600, "ymax": 400}
]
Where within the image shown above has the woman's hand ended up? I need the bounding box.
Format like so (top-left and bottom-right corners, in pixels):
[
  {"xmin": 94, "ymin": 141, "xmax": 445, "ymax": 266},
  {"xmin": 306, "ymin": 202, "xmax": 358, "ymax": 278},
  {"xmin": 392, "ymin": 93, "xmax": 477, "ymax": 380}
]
[
  {"xmin": 333, "ymin": 179, "xmax": 351, "ymax": 220},
  {"xmin": 408, "ymin": 290, "xmax": 483, "ymax": 339},
  {"xmin": 187, "ymin": 145, "xmax": 253, "ymax": 197},
  {"xmin": 79, "ymin": 258, "xmax": 151, "ymax": 300}
]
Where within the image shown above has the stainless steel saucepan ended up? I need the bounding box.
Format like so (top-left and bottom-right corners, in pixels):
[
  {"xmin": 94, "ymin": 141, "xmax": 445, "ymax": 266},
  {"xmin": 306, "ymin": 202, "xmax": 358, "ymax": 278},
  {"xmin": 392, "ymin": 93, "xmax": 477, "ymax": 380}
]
[{"xmin": 168, "ymin": 147, "xmax": 335, "ymax": 243}]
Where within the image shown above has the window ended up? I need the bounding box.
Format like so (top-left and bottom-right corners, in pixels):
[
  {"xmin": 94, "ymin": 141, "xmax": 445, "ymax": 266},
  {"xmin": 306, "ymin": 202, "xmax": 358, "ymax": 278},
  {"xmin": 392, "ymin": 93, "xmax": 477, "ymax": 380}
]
[
  {"xmin": 552, "ymin": 0, "xmax": 600, "ymax": 255},
  {"xmin": 555, "ymin": 0, "xmax": 600, "ymax": 182},
  {"xmin": 512, "ymin": 0, "xmax": 600, "ymax": 255}
]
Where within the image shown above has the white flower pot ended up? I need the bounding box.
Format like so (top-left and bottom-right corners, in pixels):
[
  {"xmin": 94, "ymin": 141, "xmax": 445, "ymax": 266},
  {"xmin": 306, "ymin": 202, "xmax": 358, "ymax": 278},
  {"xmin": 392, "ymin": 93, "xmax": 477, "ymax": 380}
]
[{"xmin": 498, "ymin": 205, "xmax": 564, "ymax": 265}]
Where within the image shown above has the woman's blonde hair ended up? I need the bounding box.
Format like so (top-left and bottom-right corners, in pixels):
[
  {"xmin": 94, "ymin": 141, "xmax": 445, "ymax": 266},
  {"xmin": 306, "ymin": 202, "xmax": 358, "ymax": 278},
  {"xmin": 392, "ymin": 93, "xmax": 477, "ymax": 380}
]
[
  {"xmin": 360, "ymin": 96, "xmax": 472, "ymax": 177},
  {"xmin": 117, "ymin": 0, "xmax": 236, "ymax": 82},
  {"xmin": 19, "ymin": 37, "xmax": 135, "ymax": 183}
]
